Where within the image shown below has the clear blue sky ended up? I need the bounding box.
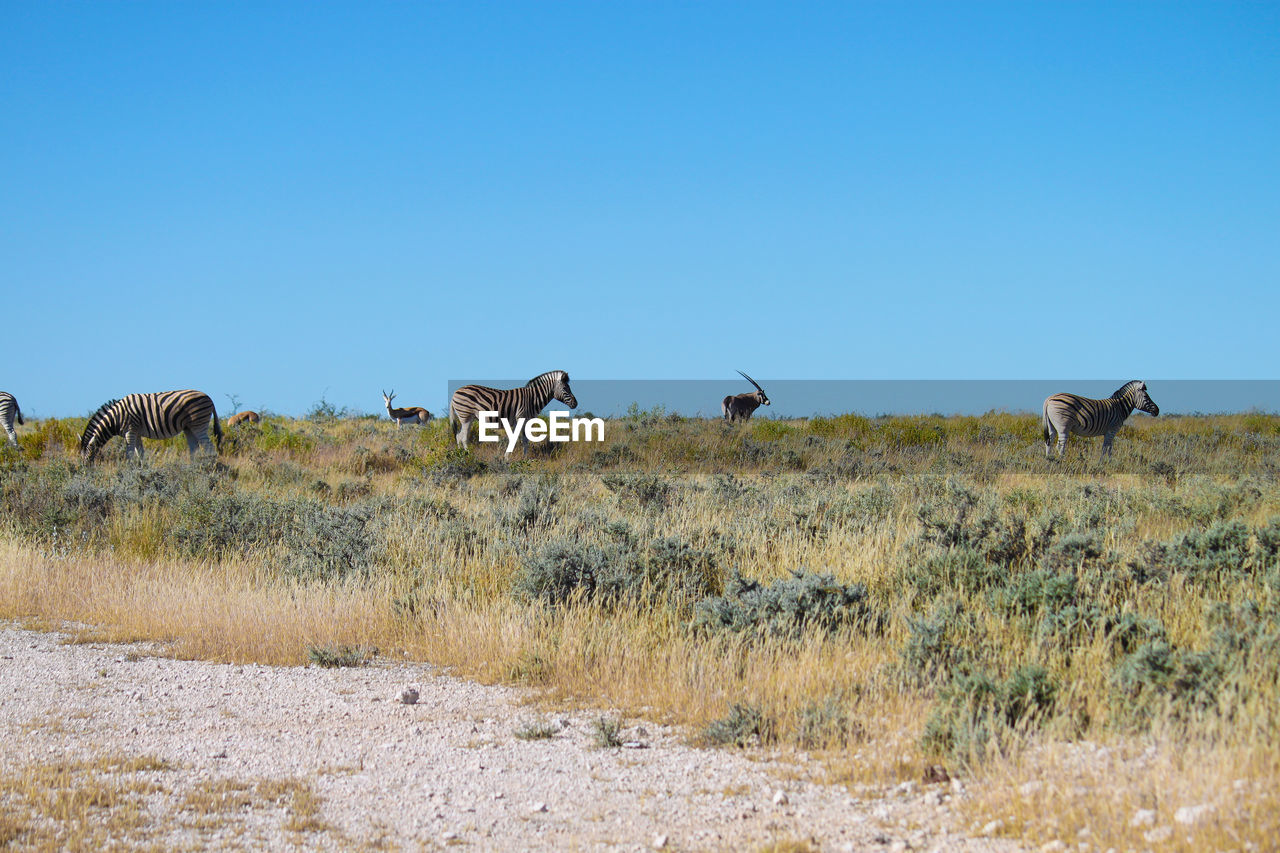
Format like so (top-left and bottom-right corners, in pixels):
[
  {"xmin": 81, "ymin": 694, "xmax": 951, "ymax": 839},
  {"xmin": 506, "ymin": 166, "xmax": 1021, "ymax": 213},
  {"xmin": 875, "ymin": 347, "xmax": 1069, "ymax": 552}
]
[{"xmin": 4, "ymin": 2, "xmax": 1277, "ymax": 418}]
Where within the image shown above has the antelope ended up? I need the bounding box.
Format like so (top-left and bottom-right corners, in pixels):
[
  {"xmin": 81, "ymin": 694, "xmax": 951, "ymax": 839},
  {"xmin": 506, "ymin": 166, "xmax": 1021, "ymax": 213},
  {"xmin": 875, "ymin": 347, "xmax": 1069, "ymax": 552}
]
[
  {"xmin": 382, "ymin": 390, "xmax": 431, "ymax": 427},
  {"xmin": 226, "ymin": 410, "xmax": 261, "ymax": 427},
  {"xmin": 722, "ymin": 370, "xmax": 771, "ymax": 422}
]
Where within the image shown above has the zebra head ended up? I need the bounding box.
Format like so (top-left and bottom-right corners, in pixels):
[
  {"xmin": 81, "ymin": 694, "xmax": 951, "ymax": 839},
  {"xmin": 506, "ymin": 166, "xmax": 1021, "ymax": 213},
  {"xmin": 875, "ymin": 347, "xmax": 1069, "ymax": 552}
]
[
  {"xmin": 737, "ymin": 370, "xmax": 771, "ymax": 408},
  {"xmin": 80, "ymin": 399, "xmax": 121, "ymax": 462},
  {"xmin": 551, "ymin": 371, "xmax": 578, "ymax": 409},
  {"xmin": 1114, "ymin": 380, "xmax": 1159, "ymax": 417}
]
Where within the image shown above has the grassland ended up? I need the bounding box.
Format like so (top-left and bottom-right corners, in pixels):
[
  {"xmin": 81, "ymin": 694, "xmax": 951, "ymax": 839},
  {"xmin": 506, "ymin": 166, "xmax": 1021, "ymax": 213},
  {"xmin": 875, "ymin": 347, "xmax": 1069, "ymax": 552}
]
[{"xmin": 2, "ymin": 408, "xmax": 1278, "ymax": 849}]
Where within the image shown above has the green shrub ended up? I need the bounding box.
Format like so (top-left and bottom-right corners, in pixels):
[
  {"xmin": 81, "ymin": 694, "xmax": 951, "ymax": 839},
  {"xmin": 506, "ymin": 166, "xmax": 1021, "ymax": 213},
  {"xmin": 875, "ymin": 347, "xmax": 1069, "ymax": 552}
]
[
  {"xmin": 600, "ymin": 472, "xmax": 672, "ymax": 509},
  {"xmin": 703, "ymin": 702, "xmax": 776, "ymax": 748},
  {"xmin": 923, "ymin": 665, "xmax": 1057, "ymax": 762},
  {"xmin": 898, "ymin": 548, "xmax": 1008, "ymax": 601},
  {"xmin": 307, "ymin": 644, "xmax": 374, "ymax": 668},
  {"xmin": 796, "ymin": 693, "xmax": 862, "ymax": 749},
  {"xmin": 901, "ymin": 601, "xmax": 975, "ymax": 684},
  {"xmin": 515, "ymin": 535, "xmax": 718, "ymax": 609},
  {"xmin": 693, "ymin": 569, "xmax": 883, "ymax": 638},
  {"xmin": 591, "ymin": 715, "xmax": 624, "ymax": 748},
  {"xmin": 1133, "ymin": 520, "xmax": 1266, "ymax": 584}
]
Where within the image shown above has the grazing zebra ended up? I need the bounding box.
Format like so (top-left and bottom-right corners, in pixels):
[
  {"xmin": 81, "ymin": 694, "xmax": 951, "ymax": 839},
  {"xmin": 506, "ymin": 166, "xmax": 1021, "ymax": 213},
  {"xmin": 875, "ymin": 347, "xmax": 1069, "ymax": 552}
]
[
  {"xmin": 1042, "ymin": 380, "xmax": 1159, "ymax": 459},
  {"xmin": 722, "ymin": 370, "xmax": 771, "ymax": 422},
  {"xmin": 226, "ymin": 410, "xmax": 261, "ymax": 427},
  {"xmin": 382, "ymin": 391, "xmax": 431, "ymax": 427},
  {"xmin": 0, "ymin": 392, "xmax": 23, "ymax": 447},
  {"xmin": 81, "ymin": 390, "xmax": 223, "ymax": 462},
  {"xmin": 449, "ymin": 370, "xmax": 577, "ymax": 449}
]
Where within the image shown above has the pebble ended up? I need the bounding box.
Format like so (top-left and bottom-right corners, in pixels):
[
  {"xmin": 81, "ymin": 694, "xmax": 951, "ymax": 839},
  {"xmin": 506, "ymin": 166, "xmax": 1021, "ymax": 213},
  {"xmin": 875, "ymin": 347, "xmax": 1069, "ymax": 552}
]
[
  {"xmin": 773, "ymin": 790, "xmax": 789, "ymax": 806},
  {"xmin": 1129, "ymin": 808, "xmax": 1156, "ymax": 827},
  {"xmin": 1175, "ymin": 803, "xmax": 1212, "ymax": 825}
]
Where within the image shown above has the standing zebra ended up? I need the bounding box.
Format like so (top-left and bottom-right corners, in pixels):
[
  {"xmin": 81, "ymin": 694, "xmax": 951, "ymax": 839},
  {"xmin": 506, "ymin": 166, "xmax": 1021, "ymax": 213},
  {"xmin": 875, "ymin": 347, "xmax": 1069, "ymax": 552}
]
[
  {"xmin": 0, "ymin": 392, "xmax": 23, "ymax": 447},
  {"xmin": 449, "ymin": 370, "xmax": 577, "ymax": 449},
  {"xmin": 81, "ymin": 390, "xmax": 223, "ymax": 462},
  {"xmin": 1042, "ymin": 380, "xmax": 1159, "ymax": 460},
  {"xmin": 722, "ymin": 370, "xmax": 771, "ymax": 422}
]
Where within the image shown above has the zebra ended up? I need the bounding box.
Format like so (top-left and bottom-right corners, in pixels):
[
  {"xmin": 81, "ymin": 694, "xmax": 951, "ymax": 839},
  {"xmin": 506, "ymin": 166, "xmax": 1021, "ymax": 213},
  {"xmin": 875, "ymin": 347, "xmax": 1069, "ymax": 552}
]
[
  {"xmin": 226, "ymin": 410, "xmax": 261, "ymax": 427},
  {"xmin": 722, "ymin": 370, "xmax": 771, "ymax": 422},
  {"xmin": 1042, "ymin": 380, "xmax": 1159, "ymax": 459},
  {"xmin": 81, "ymin": 390, "xmax": 223, "ymax": 462},
  {"xmin": 0, "ymin": 392, "xmax": 23, "ymax": 447},
  {"xmin": 382, "ymin": 391, "xmax": 431, "ymax": 427},
  {"xmin": 449, "ymin": 370, "xmax": 577, "ymax": 449}
]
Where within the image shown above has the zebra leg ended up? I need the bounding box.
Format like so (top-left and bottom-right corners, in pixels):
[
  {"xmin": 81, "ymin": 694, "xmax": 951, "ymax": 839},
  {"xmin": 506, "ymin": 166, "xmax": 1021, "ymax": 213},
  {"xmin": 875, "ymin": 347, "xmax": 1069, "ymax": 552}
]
[
  {"xmin": 185, "ymin": 429, "xmax": 200, "ymax": 457},
  {"xmin": 1101, "ymin": 432, "xmax": 1116, "ymax": 458},
  {"xmin": 455, "ymin": 418, "xmax": 471, "ymax": 449},
  {"xmin": 124, "ymin": 431, "xmax": 144, "ymax": 461},
  {"xmin": 1055, "ymin": 431, "xmax": 1068, "ymax": 459},
  {"xmin": 2, "ymin": 424, "xmax": 16, "ymax": 447}
]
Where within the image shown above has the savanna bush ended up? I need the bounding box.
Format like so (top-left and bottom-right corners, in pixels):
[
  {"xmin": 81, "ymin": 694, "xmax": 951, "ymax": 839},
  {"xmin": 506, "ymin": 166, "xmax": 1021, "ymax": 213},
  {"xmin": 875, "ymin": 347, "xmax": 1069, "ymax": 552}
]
[
  {"xmin": 693, "ymin": 569, "xmax": 883, "ymax": 638},
  {"xmin": 922, "ymin": 665, "xmax": 1057, "ymax": 763},
  {"xmin": 514, "ymin": 535, "xmax": 718, "ymax": 609}
]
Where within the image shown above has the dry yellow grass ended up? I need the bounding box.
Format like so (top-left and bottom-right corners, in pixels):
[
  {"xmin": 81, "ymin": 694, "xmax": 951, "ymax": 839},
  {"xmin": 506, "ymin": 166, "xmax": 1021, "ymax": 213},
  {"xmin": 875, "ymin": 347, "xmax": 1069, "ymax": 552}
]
[{"xmin": 2, "ymin": 410, "xmax": 1278, "ymax": 848}]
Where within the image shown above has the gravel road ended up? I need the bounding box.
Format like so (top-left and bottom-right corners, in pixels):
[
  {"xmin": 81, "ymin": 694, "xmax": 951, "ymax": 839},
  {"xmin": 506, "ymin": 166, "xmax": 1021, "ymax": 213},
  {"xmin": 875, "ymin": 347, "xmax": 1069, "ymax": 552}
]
[{"xmin": 0, "ymin": 624, "xmax": 1020, "ymax": 851}]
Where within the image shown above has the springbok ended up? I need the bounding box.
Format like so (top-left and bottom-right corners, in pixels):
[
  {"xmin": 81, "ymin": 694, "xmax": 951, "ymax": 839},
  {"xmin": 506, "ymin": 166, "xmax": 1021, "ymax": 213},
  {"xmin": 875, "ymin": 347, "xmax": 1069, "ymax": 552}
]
[
  {"xmin": 226, "ymin": 410, "xmax": 261, "ymax": 427},
  {"xmin": 722, "ymin": 370, "xmax": 771, "ymax": 422},
  {"xmin": 382, "ymin": 390, "xmax": 431, "ymax": 427}
]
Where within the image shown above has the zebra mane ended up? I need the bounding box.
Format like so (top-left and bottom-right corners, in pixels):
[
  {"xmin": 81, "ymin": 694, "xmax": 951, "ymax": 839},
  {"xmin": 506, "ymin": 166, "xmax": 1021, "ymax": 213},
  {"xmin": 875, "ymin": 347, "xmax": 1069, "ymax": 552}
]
[
  {"xmin": 527, "ymin": 370, "xmax": 568, "ymax": 386},
  {"xmin": 80, "ymin": 398, "xmax": 122, "ymax": 449},
  {"xmin": 1111, "ymin": 380, "xmax": 1144, "ymax": 400}
]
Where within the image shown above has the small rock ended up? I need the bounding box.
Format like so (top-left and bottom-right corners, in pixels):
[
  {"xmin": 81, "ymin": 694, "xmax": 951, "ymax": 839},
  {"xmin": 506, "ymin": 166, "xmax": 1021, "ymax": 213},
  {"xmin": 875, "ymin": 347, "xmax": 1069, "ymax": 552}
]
[
  {"xmin": 400, "ymin": 687, "xmax": 419, "ymax": 705},
  {"xmin": 1129, "ymin": 809, "xmax": 1156, "ymax": 828},
  {"xmin": 652, "ymin": 834, "xmax": 668, "ymax": 849},
  {"xmin": 1174, "ymin": 803, "xmax": 1212, "ymax": 825},
  {"xmin": 980, "ymin": 819, "xmax": 1004, "ymax": 836},
  {"xmin": 623, "ymin": 741, "xmax": 649, "ymax": 749},
  {"xmin": 1143, "ymin": 826, "xmax": 1173, "ymax": 844},
  {"xmin": 1038, "ymin": 841, "xmax": 1066, "ymax": 853},
  {"xmin": 895, "ymin": 780, "xmax": 917, "ymax": 796},
  {"xmin": 492, "ymin": 792, "xmax": 504, "ymax": 800},
  {"xmin": 949, "ymin": 777, "xmax": 966, "ymax": 796},
  {"xmin": 889, "ymin": 840, "xmax": 911, "ymax": 853},
  {"xmin": 772, "ymin": 790, "xmax": 789, "ymax": 806},
  {"xmin": 441, "ymin": 831, "xmax": 457, "ymax": 841},
  {"xmin": 1019, "ymin": 780, "xmax": 1044, "ymax": 798},
  {"xmin": 530, "ymin": 802, "xmax": 548, "ymax": 813}
]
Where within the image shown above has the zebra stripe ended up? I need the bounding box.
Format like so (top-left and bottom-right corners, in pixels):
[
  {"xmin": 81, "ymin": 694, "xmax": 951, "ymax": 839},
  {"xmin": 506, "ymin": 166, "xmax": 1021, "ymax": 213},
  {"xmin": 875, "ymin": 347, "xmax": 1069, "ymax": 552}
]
[
  {"xmin": 81, "ymin": 390, "xmax": 223, "ymax": 462},
  {"xmin": 1042, "ymin": 380, "xmax": 1159, "ymax": 459},
  {"xmin": 449, "ymin": 371, "xmax": 578, "ymax": 448},
  {"xmin": 0, "ymin": 392, "xmax": 23, "ymax": 447}
]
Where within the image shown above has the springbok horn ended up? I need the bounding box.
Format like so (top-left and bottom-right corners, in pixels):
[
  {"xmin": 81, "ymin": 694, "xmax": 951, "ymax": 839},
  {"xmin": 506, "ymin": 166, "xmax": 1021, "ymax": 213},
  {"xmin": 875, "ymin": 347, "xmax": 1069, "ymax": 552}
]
[{"xmin": 737, "ymin": 370, "xmax": 765, "ymax": 394}]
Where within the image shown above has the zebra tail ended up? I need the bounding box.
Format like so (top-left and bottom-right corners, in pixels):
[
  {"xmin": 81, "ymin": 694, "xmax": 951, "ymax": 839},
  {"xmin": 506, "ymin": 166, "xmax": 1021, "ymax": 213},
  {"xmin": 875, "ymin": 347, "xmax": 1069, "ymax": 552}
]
[
  {"xmin": 1041, "ymin": 402, "xmax": 1051, "ymax": 443},
  {"xmin": 449, "ymin": 402, "xmax": 460, "ymax": 436},
  {"xmin": 15, "ymin": 408, "xmax": 23, "ymax": 426},
  {"xmin": 212, "ymin": 411, "xmax": 223, "ymax": 451}
]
